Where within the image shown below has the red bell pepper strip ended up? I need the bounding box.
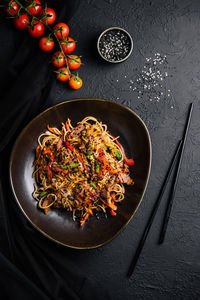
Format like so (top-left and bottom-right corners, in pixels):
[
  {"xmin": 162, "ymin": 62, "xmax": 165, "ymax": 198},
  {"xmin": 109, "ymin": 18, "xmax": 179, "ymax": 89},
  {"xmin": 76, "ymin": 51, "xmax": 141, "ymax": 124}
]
[
  {"xmin": 64, "ymin": 141, "xmax": 74, "ymax": 152},
  {"xmin": 78, "ymin": 155, "xmax": 88, "ymax": 170},
  {"xmin": 43, "ymin": 149, "xmax": 54, "ymax": 162},
  {"xmin": 108, "ymin": 201, "xmax": 117, "ymax": 210},
  {"xmin": 98, "ymin": 148, "xmax": 118, "ymax": 175},
  {"xmin": 98, "ymin": 148, "xmax": 107, "ymax": 174},
  {"xmin": 101, "ymin": 198, "xmax": 117, "ymax": 211},
  {"xmin": 65, "ymin": 120, "xmax": 70, "ymax": 132},
  {"xmin": 123, "ymin": 157, "xmax": 135, "ymax": 166},
  {"xmin": 80, "ymin": 212, "xmax": 90, "ymax": 227},
  {"xmin": 36, "ymin": 145, "xmax": 40, "ymax": 158},
  {"xmin": 110, "ymin": 198, "xmax": 117, "ymax": 216},
  {"xmin": 115, "ymin": 140, "xmax": 135, "ymax": 166},
  {"xmin": 56, "ymin": 136, "xmax": 63, "ymax": 151},
  {"xmin": 110, "ymin": 209, "xmax": 117, "ymax": 216}
]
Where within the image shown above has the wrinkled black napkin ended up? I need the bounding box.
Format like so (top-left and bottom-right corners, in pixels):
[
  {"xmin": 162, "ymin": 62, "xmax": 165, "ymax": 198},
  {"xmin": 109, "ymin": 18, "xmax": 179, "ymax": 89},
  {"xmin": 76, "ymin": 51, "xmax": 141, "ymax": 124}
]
[{"xmin": 0, "ymin": 1, "xmax": 111, "ymax": 299}]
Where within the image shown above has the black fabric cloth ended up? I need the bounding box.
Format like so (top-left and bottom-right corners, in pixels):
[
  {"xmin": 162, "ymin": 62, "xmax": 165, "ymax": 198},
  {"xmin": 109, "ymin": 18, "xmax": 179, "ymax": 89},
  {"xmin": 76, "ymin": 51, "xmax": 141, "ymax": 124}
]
[{"xmin": 0, "ymin": 1, "xmax": 110, "ymax": 299}]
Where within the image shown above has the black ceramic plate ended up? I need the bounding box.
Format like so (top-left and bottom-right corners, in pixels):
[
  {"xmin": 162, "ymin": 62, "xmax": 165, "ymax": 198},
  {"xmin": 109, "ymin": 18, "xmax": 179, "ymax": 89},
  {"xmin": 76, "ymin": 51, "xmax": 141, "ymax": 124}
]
[{"xmin": 10, "ymin": 98, "xmax": 151, "ymax": 249}]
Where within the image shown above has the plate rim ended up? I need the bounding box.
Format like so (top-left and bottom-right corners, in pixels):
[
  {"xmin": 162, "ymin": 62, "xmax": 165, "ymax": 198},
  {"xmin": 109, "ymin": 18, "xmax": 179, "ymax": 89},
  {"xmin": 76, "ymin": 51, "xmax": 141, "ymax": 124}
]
[{"xmin": 9, "ymin": 97, "xmax": 152, "ymax": 249}]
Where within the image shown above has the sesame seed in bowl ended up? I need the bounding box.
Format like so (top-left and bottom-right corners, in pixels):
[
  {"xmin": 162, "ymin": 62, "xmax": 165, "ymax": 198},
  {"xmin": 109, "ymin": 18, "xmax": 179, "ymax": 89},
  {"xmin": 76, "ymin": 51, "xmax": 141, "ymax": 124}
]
[{"xmin": 97, "ymin": 27, "xmax": 133, "ymax": 63}]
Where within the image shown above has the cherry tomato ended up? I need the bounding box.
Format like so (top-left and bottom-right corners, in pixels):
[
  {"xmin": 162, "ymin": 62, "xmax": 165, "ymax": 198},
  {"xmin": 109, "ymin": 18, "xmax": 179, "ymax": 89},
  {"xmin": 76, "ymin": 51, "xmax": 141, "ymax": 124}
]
[
  {"xmin": 56, "ymin": 67, "xmax": 70, "ymax": 82},
  {"xmin": 67, "ymin": 55, "xmax": 81, "ymax": 70},
  {"xmin": 68, "ymin": 76, "xmax": 82, "ymax": 90},
  {"xmin": 6, "ymin": 0, "xmax": 19, "ymax": 16},
  {"xmin": 61, "ymin": 37, "xmax": 76, "ymax": 54},
  {"xmin": 53, "ymin": 23, "xmax": 69, "ymax": 40},
  {"xmin": 52, "ymin": 51, "xmax": 65, "ymax": 68},
  {"xmin": 14, "ymin": 14, "xmax": 30, "ymax": 30},
  {"xmin": 39, "ymin": 36, "xmax": 54, "ymax": 52},
  {"xmin": 28, "ymin": 20, "xmax": 44, "ymax": 37},
  {"xmin": 40, "ymin": 8, "xmax": 56, "ymax": 25},
  {"xmin": 26, "ymin": 0, "xmax": 42, "ymax": 16}
]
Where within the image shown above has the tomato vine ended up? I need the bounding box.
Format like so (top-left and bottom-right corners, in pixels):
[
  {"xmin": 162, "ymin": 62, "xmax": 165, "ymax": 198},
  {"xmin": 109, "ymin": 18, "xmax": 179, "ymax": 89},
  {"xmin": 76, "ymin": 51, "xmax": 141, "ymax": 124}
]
[{"xmin": 5, "ymin": 0, "xmax": 83, "ymax": 89}]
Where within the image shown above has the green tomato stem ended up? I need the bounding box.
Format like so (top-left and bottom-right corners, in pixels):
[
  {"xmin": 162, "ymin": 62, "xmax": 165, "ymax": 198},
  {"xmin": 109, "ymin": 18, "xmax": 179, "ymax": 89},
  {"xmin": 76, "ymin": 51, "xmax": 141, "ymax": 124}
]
[{"xmin": 14, "ymin": 0, "xmax": 71, "ymax": 77}]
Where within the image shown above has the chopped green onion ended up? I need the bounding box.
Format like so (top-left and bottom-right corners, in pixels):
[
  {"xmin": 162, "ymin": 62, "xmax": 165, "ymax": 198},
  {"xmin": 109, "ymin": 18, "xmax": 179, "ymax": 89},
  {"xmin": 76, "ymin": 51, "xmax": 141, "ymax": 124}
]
[
  {"xmin": 87, "ymin": 150, "xmax": 92, "ymax": 156},
  {"xmin": 91, "ymin": 181, "xmax": 97, "ymax": 189},
  {"xmin": 95, "ymin": 164, "xmax": 100, "ymax": 173},
  {"xmin": 105, "ymin": 147, "xmax": 109, "ymax": 152},
  {"xmin": 115, "ymin": 150, "xmax": 122, "ymax": 160},
  {"xmin": 61, "ymin": 165, "xmax": 68, "ymax": 169},
  {"xmin": 68, "ymin": 196, "xmax": 74, "ymax": 200},
  {"xmin": 70, "ymin": 162, "xmax": 79, "ymax": 168},
  {"xmin": 39, "ymin": 191, "xmax": 48, "ymax": 197}
]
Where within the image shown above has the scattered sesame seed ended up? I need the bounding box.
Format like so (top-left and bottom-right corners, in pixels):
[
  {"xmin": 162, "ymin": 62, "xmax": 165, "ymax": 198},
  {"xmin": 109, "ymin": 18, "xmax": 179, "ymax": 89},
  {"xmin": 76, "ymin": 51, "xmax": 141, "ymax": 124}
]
[{"xmin": 124, "ymin": 52, "xmax": 173, "ymax": 107}]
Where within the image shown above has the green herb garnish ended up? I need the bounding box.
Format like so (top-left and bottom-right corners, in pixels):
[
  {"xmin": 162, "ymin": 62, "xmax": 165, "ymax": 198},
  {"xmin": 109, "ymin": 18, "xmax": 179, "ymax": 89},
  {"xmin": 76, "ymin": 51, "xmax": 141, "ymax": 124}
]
[
  {"xmin": 61, "ymin": 165, "xmax": 68, "ymax": 169},
  {"xmin": 91, "ymin": 181, "xmax": 97, "ymax": 189},
  {"xmin": 87, "ymin": 150, "xmax": 92, "ymax": 156},
  {"xmin": 70, "ymin": 162, "xmax": 79, "ymax": 168},
  {"xmin": 39, "ymin": 191, "xmax": 48, "ymax": 197},
  {"xmin": 95, "ymin": 163, "xmax": 100, "ymax": 173},
  {"xmin": 115, "ymin": 150, "xmax": 122, "ymax": 160}
]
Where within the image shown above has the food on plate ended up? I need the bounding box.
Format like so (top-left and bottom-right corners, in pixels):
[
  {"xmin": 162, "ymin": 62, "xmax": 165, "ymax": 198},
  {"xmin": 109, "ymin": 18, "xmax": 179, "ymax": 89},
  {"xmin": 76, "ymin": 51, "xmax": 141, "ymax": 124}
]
[{"xmin": 32, "ymin": 117, "xmax": 134, "ymax": 226}]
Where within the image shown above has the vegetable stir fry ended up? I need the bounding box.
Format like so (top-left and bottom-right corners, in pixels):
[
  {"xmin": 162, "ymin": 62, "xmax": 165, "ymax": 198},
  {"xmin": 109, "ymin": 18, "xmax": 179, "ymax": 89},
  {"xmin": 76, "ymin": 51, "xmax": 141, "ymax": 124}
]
[{"xmin": 32, "ymin": 117, "xmax": 134, "ymax": 226}]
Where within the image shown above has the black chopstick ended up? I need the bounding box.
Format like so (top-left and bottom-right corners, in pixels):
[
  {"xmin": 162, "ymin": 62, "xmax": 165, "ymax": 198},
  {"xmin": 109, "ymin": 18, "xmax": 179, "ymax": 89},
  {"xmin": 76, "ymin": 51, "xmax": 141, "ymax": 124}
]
[
  {"xmin": 159, "ymin": 102, "xmax": 193, "ymax": 244},
  {"xmin": 127, "ymin": 139, "xmax": 183, "ymax": 278}
]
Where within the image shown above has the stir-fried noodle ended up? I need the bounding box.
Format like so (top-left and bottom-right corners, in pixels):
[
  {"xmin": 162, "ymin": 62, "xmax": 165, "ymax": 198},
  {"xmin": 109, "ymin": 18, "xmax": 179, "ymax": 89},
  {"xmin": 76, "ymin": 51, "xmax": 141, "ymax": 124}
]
[{"xmin": 32, "ymin": 117, "xmax": 134, "ymax": 226}]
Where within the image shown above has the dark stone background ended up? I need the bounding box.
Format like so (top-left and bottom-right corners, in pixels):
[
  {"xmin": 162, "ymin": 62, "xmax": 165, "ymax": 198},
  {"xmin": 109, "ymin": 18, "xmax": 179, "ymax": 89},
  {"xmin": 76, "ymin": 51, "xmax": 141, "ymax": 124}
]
[
  {"xmin": 1, "ymin": 0, "xmax": 200, "ymax": 299},
  {"xmin": 61, "ymin": 0, "xmax": 200, "ymax": 298}
]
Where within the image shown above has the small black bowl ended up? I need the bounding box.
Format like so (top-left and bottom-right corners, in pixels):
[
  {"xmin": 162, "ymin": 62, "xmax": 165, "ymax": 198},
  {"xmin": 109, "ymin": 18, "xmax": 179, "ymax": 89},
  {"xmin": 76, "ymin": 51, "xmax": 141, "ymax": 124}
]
[{"xmin": 97, "ymin": 27, "xmax": 133, "ymax": 63}]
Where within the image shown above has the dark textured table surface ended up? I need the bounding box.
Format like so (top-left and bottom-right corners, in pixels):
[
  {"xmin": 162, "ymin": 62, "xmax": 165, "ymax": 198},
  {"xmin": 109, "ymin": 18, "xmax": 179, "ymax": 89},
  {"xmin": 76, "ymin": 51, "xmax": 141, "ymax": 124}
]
[{"xmin": 1, "ymin": 0, "xmax": 200, "ymax": 299}]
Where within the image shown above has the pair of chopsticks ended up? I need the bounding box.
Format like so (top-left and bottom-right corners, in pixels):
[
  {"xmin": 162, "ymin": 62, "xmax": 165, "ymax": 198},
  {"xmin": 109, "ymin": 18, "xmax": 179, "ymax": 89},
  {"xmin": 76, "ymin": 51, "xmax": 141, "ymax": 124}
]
[{"xmin": 127, "ymin": 103, "xmax": 193, "ymax": 277}]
